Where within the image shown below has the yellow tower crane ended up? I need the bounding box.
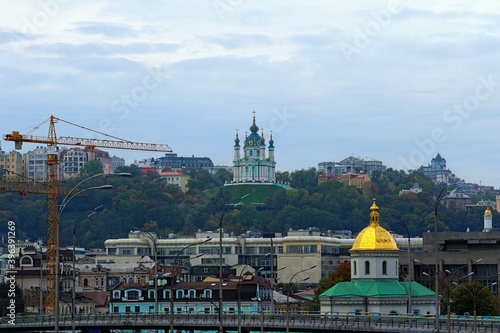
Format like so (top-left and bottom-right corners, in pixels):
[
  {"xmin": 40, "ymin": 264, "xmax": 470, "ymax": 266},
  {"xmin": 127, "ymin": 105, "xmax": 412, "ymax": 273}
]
[{"xmin": 3, "ymin": 115, "xmax": 172, "ymax": 314}]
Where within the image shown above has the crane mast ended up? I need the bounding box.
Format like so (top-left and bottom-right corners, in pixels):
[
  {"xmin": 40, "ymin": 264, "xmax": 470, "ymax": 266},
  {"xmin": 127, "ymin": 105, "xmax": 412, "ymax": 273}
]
[{"xmin": 3, "ymin": 115, "xmax": 172, "ymax": 314}]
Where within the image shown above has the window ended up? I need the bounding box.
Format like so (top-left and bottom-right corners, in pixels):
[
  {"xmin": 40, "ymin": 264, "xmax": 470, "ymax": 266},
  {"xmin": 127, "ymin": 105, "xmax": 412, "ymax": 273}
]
[
  {"xmin": 365, "ymin": 261, "xmax": 370, "ymax": 275},
  {"xmin": 176, "ymin": 290, "xmax": 184, "ymax": 299},
  {"xmin": 129, "ymin": 278, "xmax": 133, "ymax": 283},
  {"xmin": 353, "ymin": 261, "xmax": 357, "ymax": 275},
  {"xmin": 149, "ymin": 290, "xmax": 155, "ymax": 299},
  {"xmin": 125, "ymin": 306, "xmax": 131, "ymax": 313},
  {"xmin": 127, "ymin": 290, "xmax": 139, "ymax": 300},
  {"xmin": 113, "ymin": 291, "xmax": 120, "ymax": 299},
  {"xmin": 135, "ymin": 306, "xmax": 140, "ymax": 313},
  {"xmin": 21, "ymin": 256, "xmax": 33, "ymax": 266},
  {"xmin": 188, "ymin": 290, "xmax": 196, "ymax": 298},
  {"xmin": 203, "ymin": 268, "xmax": 210, "ymax": 273},
  {"xmin": 382, "ymin": 261, "xmax": 388, "ymax": 275},
  {"xmin": 204, "ymin": 289, "xmax": 212, "ymax": 299},
  {"xmin": 164, "ymin": 290, "xmax": 171, "ymax": 299},
  {"xmin": 113, "ymin": 306, "xmax": 119, "ymax": 313},
  {"xmin": 83, "ymin": 278, "xmax": 89, "ymax": 287}
]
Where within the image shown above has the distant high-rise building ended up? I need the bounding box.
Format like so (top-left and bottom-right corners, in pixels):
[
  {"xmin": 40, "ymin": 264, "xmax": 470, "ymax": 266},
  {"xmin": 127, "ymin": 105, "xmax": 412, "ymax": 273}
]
[
  {"xmin": 318, "ymin": 156, "xmax": 386, "ymax": 177},
  {"xmin": 0, "ymin": 149, "xmax": 23, "ymax": 176}
]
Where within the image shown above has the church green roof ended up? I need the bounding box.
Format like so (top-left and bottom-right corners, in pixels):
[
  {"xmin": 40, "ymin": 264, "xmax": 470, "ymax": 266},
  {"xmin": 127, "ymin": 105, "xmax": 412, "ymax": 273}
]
[{"xmin": 319, "ymin": 280, "xmax": 435, "ymax": 298}]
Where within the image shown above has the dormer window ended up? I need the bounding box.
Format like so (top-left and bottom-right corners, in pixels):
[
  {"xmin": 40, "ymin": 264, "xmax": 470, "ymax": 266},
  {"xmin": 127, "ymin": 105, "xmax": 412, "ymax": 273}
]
[
  {"xmin": 113, "ymin": 291, "xmax": 120, "ymax": 299},
  {"xmin": 127, "ymin": 290, "xmax": 139, "ymax": 300}
]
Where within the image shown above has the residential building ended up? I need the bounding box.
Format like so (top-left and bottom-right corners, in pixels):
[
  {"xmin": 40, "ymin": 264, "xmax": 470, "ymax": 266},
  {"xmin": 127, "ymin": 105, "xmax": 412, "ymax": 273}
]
[
  {"xmin": 59, "ymin": 147, "xmax": 113, "ymax": 179},
  {"xmin": 418, "ymin": 153, "xmax": 453, "ymax": 184},
  {"xmin": 441, "ymin": 189, "xmax": 472, "ymax": 210},
  {"xmin": 152, "ymin": 153, "xmax": 214, "ymax": 172},
  {"xmin": 159, "ymin": 170, "xmax": 190, "ymax": 192},
  {"xmin": 111, "ymin": 155, "xmax": 125, "ymax": 172},
  {"xmin": 24, "ymin": 146, "xmax": 48, "ymax": 180},
  {"xmin": 318, "ymin": 156, "xmax": 386, "ymax": 177},
  {"xmin": 319, "ymin": 199, "xmax": 436, "ymax": 315},
  {"xmin": 0, "ymin": 150, "xmax": 23, "ymax": 175},
  {"xmin": 231, "ymin": 113, "xmax": 276, "ymax": 184}
]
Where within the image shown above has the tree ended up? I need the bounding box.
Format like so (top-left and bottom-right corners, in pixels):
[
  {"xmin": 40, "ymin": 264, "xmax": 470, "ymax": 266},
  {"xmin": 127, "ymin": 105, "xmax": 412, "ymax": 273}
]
[
  {"xmin": 115, "ymin": 164, "xmax": 141, "ymax": 177},
  {"xmin": 450, "ymin": 281, "xmax": 499, "ymax": 316},
  {"xmin": 79, "ymin": 160, "xmax": 104, "ymax": 178},
  {"xmin": 315, "ymin": 261, "xmax": 351, "ymax": 296}
]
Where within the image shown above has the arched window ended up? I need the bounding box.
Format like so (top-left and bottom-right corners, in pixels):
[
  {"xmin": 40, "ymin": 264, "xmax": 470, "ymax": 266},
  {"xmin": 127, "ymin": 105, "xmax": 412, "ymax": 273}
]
[
  {"xmin": 129, "ymin": 277, "xmax": 133, "ymax": 283},
  {"xmin": 204, "ymin": 289, "xmax": 212, "ymax": 299},
  {"xmin": 188, "ymin": 290, "xmax": 196, "ymax": 299},
  {"xmin": 21, "ymin": 256, "xmax": 33, "ymax": 266},
  {"xmin": 176, "ymin": 290, "xmax": 184, "ymax": 299},
  {"xmin": 113, "ymin": 291, "xmax": 120, "ymax": 299},
  {"xmin": 365, "ymin": 261, "xmax": 370, "ymax": 275},
  {"xmin": 382, "ymin": 261, "xmax": 387, "ymax": 275},
  {"xmin": 149, "ymin": 290, "xmax": 155, "ymax": 299},
  {"xmin": 164, "ymin": 290, "xmax": 171, "ymax": 299},
  {"xmin": 122, "ymin": 278, "xmax": 127, "ymax": 283},
  {"xmin": 83, "ymin": 278, "xmax": 89, "ymax": 287},
  {"xmin": 353, "ymin": 261, "xmax": 357, "ymax": 275}
]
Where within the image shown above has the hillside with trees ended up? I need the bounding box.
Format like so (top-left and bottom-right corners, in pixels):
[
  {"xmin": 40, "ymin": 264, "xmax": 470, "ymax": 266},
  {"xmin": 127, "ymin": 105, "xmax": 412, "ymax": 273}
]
[{"xmin": 0, "ymin": 163, "xmax": 493, "ymax": 249}]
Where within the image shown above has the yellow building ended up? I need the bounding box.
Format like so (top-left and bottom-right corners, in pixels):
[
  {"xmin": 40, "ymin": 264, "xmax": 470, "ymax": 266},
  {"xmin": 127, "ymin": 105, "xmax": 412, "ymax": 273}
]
[
  {"xmin": 339, "ymin": 172, "xmax": 371, "ymax": 189},
  {"xmin": 0, "ymin": 150, "xmax": 23, "ymax": 175}
]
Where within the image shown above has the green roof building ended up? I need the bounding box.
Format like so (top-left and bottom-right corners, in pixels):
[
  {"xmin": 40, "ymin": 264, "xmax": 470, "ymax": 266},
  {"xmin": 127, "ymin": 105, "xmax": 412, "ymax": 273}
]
[{"xmin": 319, "ymin": 199, "xmax": 437, "ymax": 315}]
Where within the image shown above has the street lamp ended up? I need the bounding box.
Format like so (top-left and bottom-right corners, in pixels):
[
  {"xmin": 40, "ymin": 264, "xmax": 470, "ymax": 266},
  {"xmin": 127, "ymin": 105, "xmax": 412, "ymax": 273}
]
[
  {"xmin": 389, "ymin": 214, "xmax": 412, "ymax": 314},
  {"xmin": 218, "ymin": 193, "xmax": 249, "ymax": 333},
  {"xmin": 72, "ymin": 205, "xmax": 102, "ymax": 333},
  {"xmin": 237, "ymin": 253, "xmax": 270, "ymax": 333},
  {"xmin": 286, "ymin": 265, "xmax": 316, "ymax": 333},
  {"xmin": 433, "ymin": 183, "xmax": 457, "ymax": 332},
  {"xmin": 55, "ymin": 172, "xmax": 130, "ymax": 333},
  {"xmin": 55, "ymin": 184, "xmax": 112, "ymax": 333},
  {"xmin": 170, "ymin": 237, "xmax": 211, "ymax": 333}
]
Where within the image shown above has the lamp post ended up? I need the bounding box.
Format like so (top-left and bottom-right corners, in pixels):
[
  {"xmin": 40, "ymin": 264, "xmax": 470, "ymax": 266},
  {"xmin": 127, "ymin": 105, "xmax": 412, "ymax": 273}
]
[
  {"xmin": 72, "ymin": 205, "xmax": 102, "ymax": 333},
  {"xmin": 137, "ymin": 230, "xmax": 160, "ymax": 318},
  {"xmin": 389, "ymin": 215, "xmax": 412, "ymax": 314},
  {"xmin": 55, "ymin": 184, "xmax": 112, "ymax": 333},
  {"xmin": 433, "ymin": 183, "xmax": 457, "ymax": 332},
  {"xmin": 170, "ymin": 238, "xmax": 212, "ymax": 333},
  {"xmin": 286, "ymin": 265, "xmax": 316, "ymax": 333},
  {"xmin": 55, "ymin": 172, "xmax": 130, "ymax": 333},
  {"xmin": 218, "ymin": 193, "xmax": 249, "ymax": 333},
  {"xmin": 257, "ymin": 222, "xmax": 276, "ymax": 313},
  {"xmin": 237, "ymin": 253, "xmax": 270, "ymax": 333}
]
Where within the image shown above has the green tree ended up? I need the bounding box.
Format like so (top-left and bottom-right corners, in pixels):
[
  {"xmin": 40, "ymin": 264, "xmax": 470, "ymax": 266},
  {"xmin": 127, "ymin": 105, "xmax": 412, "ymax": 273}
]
[
  {"xmin": 290, "ymin": 168, "xmax": 319, "ymax": 191},
  {"xmin": 115, "ymin": 164, "xmax": 141, "ymax": 177},
  {"xmin": 450, "ymin": 281, "xmax": 499, "ymax": 316},
  {"xmin": 79, "ymin": 160, "xmax": 104, "ymax": 178}
]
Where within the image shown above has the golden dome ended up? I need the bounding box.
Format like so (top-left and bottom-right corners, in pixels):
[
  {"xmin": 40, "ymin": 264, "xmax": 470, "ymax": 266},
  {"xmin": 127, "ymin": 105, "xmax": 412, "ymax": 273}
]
[
  {"xmin": 350, "ymin": 198, "xmax": 399, "ymax": 251},
  {"xmin": 485, "ymin": 206, "xmax": 492, "ymax": 217}
]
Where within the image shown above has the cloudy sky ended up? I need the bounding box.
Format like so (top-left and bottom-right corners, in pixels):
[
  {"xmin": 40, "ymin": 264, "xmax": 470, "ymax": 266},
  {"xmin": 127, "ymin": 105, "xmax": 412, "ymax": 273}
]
[{"xmin": 1, "ymin": 1, "xmax": 500, "ymax": 186}]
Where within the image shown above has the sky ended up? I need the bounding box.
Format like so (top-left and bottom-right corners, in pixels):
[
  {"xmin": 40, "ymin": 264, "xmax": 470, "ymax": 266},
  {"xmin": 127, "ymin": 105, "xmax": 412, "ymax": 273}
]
[{"xmin": 1, "ymin": 1, "xmax": 500, "ymax": 187}]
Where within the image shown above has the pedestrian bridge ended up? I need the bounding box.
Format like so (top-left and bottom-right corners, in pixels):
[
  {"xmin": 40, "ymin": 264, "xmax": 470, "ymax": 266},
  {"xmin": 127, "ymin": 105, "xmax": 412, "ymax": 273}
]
[{"xmin": 1, "ymin": 312, "xmax": 498, "ymax": 332}]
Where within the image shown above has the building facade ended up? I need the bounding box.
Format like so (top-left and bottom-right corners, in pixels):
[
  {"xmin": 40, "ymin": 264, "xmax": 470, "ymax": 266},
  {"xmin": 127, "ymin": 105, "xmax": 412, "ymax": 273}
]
[
  {"xmin": 152, "ymin": 153, "xmax": 214, "ymax": 172},
  {"xmin": 318, "ymin": 156, "xmax": 386, "ymax": 177},
  {"xmin": 418, "ymin": 153, "xmax": 453, "ymax": 184},
  {"xmin": 158, "ymin": 170, "xmax": 190, "ymax": 192},
  {"xmin": 232, "ymin": 114, "xmax": 276, "ymax": 183},
  {"xmin": 0, "ymin": 150, "xmax": 23, "ymax": 176},
  {"xmin": 24, "ymin": 146, "xmax": 48, "ymax": 180},
  {"xmin": 59, "ymin": 147, "xmax": 113, "ymax": 179}
]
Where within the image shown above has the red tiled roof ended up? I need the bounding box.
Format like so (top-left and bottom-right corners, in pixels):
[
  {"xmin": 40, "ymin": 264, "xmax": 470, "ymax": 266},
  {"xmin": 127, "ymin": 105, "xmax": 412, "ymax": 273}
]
[{"xmin": 80, "ymin": 291, "xmax": 110, "ymax": 307}]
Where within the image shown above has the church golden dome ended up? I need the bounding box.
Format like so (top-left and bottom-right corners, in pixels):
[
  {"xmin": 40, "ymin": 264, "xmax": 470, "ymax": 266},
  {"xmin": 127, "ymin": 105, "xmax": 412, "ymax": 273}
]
[
  {"xmin": 350, "ymin": 198, "xmax": 399, "ymax": 251},
  {"xmin": 485, "ymin": 206, "xmax": 492, "ymax": 217}
]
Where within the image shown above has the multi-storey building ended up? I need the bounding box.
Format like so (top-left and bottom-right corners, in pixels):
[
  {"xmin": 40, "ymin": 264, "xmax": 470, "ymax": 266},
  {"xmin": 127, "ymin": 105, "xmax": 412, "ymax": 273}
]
[
  {"xmin": 318, "ymin": 172, "xmax": 371, "ymax": 190},
  {"xmin": 0, "ymin": 150, "xmax": 23, "ymax": 175},
  {"xmin": 24, "ymin": 146, "xmax": 48, "ymax": 180},
  {"xmin": 111, "ymin": 155, "xmax": 125, "ymax": 172},
  {"xmin": 318, "ymin": 156, "xmax": 386, "ymax": 177},
  {"xmin": 152, "ymin": 153, "xmax": 214, "ymax": 173},
  {"xmin": 103, "ymin": 230, "xmax": 422, "ymax": 286},
  {"xmin": 418, "ymin": 153, "xmax": 453, "ymax": 184},
  {"xmin": 158, "ymin": 170, "xmax": 190, "ymax": 192},
  {"xmin": 59, "ymin": 147, "xmax": 112, "ymax": 179}
]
